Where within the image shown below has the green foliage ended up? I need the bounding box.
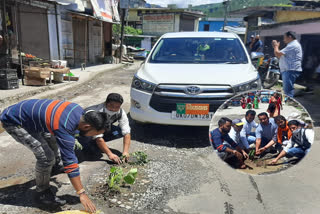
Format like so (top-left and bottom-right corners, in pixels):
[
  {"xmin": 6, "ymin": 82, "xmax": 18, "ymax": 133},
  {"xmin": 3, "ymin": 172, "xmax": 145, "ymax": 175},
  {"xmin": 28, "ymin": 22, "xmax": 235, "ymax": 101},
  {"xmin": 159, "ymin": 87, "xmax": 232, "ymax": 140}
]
[
  {"xmin": 248, "ymin": 149, "xmax": 255, "ymax": 160},
  {"xmin": 192, "ymin": 0, "xmax": 292, "ymax": 18},
  {"xmin": 112, "ymin": 25, "xmax": 142, "ymax": 37},
  {"xmin": 107, "ymin": 166, "xmax": 138, "ymax": 191},
  {"xmin": 131, "ymin": 151, "xmax": 148, "ymax": 165},
  {"xmin": 108, "ymin": 166, "xmax": 124, "ymax": 191},
  {"xmin": 123, "ymin": 168, "xmax": 138, "ymax": 184}
]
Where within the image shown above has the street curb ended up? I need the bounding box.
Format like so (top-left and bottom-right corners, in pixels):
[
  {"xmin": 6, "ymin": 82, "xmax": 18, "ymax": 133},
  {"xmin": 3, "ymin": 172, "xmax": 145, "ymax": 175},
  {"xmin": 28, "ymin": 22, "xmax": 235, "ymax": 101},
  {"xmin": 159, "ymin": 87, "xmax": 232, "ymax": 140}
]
[{"xmin": 0, "ymin": 64, "xmax": 126, "ymax": 110}]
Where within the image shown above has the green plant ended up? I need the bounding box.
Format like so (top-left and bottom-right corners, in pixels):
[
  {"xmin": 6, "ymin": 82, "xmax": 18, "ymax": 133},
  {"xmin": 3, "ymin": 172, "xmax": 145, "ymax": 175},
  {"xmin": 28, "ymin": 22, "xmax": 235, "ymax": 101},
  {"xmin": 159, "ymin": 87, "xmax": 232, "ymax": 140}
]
[
  {"xmin": 248, "ymin": 149, "xmax": 255, "ymax": 160},
  {"xmin": 108, "ymin": 166, "xmax": 124, "ymax": 191},
  {"xmin": 131, "ymin": 151, "xmax": 148, "ymax": 165},
  {"xmin": 108, "ymin": 167, "xmax": 138, "ymax": 191},
  {"xmin": 123, "ymin": 168, "xmax": 138, "ymax": 184}
]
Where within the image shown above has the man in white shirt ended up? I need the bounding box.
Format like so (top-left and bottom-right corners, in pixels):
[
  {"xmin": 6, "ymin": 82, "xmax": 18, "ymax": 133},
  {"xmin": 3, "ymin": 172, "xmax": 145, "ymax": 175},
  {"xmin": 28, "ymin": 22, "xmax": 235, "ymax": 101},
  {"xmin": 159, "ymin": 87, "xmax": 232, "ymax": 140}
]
[
  {"xmin": 270, "ymin": 120, "xmax": 314, "ymax": 165},
  {"xmin": 240, "ymin": 110, "xmax": 258, "ymax": 150},
  {"xmin": 79, "ymin": 93, "xmax": 131, "ymax": 164},
  {"xmin": 229, "ymin": 118, "xmax": 245, "ymax": 149}
]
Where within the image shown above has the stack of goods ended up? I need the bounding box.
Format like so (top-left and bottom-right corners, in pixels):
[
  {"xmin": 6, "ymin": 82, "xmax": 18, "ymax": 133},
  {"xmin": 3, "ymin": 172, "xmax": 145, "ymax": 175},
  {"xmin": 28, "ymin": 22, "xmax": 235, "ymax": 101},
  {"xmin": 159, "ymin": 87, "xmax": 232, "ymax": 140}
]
[
  {"xmin": 24, "ymin": 66, "xmax": 50, "ymax": 86},
  {"xmin": 0, "ymin": 68, "xmax": 19, "ymax": 90}
]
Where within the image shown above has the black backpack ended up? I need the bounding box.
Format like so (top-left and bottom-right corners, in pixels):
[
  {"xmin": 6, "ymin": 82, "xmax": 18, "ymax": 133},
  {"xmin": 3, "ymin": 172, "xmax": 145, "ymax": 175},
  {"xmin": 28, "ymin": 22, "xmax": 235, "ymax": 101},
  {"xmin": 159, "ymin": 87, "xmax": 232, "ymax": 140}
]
[{"xmin": 291, "ymin": 128, "xmax": 311, "ymax": 150}]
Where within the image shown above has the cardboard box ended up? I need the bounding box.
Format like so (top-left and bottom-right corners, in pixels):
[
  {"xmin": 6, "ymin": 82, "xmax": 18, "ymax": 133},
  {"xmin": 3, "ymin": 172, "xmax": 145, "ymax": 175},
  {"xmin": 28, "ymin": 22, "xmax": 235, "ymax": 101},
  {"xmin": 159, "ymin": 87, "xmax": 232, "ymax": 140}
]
[
  {"xmin": 25, "ymin": 67, "xmax": 51, "ymax": 79},
  {"xmin": 63, "ymin": 75, "xmax": 79, "ymax": 81},
  {"xmin": 24, "ymin": 76, "xmax": 46, "ymax": 86}
]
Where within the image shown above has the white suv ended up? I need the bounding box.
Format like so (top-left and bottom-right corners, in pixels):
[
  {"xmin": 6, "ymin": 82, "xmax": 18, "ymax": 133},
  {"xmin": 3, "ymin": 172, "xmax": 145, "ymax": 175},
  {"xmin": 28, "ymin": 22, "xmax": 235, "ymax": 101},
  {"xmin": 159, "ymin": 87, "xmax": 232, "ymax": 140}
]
[{"xmin": 130, "ymin": 32, "xmax": 261, "ymax": 126}]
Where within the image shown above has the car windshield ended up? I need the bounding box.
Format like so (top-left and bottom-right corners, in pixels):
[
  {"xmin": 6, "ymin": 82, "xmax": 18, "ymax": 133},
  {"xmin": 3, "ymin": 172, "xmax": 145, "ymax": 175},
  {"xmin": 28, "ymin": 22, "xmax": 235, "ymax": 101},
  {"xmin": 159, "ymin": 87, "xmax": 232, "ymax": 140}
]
[{"xmin": 149, "ymin": 37, "xmax": 248, "ymax": 64}]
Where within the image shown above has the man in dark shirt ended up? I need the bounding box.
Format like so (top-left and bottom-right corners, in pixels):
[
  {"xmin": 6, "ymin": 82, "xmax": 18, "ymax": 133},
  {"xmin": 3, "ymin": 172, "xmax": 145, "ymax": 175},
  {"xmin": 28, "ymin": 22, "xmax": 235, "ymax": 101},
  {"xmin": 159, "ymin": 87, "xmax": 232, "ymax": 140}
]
[
  {"xmin": 210, "ymin": 117, "xmax": 249, "ymax": 169},
  {"xmin": 250, "ymin": 35, "xmax": 263, "ymax": 52}
]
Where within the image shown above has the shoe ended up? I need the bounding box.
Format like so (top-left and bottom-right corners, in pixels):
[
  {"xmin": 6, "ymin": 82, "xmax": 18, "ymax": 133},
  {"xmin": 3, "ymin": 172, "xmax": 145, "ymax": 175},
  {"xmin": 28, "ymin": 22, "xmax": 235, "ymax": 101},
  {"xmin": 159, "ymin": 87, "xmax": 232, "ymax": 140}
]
[{"xmin": 33, "ymin": 189, "xmax": 66, "ymax": 206}]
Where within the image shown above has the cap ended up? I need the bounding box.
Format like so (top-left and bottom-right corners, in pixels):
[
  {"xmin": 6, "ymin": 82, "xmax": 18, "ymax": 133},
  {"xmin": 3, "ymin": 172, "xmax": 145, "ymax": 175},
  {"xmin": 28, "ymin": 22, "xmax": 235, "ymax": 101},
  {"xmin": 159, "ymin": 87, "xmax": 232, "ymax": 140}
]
[
  {"xmin": 250, "ymin": 35, "xmax": 254, "ymax": 38},
  {"xmin": 232, "ymin": 119, "xmax": 244, "ymax": 126}
]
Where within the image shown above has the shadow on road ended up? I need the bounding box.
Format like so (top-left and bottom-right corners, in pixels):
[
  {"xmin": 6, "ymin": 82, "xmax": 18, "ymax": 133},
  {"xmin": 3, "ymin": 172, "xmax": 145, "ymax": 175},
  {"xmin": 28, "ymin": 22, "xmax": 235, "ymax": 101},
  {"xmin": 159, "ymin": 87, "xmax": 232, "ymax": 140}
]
[
  {"xmin": 0, "ymin": 178, "xmax": 79, "ymax": 212},
  {"xmin": 128, "ymin": 114, "xmax": 211, "ymax": 149}
]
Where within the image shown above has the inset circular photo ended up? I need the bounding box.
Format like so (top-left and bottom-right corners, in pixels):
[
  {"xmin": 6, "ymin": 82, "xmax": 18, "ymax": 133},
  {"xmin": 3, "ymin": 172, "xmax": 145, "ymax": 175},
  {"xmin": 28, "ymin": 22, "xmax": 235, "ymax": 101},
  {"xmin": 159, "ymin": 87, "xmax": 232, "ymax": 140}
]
[{"xmin": 209, "ymin": 90, "xmax": 314, "ymax": 175}]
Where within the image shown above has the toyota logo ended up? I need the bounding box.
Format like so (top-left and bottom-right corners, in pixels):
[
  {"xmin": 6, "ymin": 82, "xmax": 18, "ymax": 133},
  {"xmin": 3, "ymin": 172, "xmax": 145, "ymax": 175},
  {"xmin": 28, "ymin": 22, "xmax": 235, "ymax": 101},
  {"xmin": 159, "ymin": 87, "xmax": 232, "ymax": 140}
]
[{"xmin": 185, "ymin": 86, "xmax": 201, "ymax": 95}]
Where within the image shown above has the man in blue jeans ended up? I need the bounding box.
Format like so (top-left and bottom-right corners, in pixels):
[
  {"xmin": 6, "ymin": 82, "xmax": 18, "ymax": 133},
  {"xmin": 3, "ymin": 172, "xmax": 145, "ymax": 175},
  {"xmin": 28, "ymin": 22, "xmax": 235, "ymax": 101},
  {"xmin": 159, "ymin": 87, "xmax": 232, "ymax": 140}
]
[
  {"xmin": 272, "ymin": 31, "xmax": 303, "ymax": 98},
  {"xmin": 269, "ymin": 120, "xmax": 314, "ymax": 165}
]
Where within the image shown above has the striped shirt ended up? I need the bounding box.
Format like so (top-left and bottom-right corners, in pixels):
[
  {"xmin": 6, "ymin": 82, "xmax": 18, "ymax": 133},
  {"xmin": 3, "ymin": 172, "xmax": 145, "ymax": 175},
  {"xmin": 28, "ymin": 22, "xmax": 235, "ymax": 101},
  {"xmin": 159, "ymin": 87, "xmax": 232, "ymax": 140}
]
[
  {"xmin": 0, "ymin": 99, "xmax": 83, "ymax": 178},
  {"xmin": 279, "ymin": 40, "xmax": 303, "ymax": 72}
]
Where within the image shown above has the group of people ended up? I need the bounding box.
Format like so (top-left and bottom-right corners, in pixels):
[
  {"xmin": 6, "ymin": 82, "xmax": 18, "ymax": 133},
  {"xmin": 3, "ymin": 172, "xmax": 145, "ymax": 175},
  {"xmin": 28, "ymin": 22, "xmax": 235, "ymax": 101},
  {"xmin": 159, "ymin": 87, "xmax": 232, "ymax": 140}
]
[
  {"xmin": 210, "ymin": 110, "xmax": 313, "ymax": 169},
  {"xmin": 240, "ymin": 95, "xmax": 260, "ymax": 109},
  {"xmin": 0, "ymin": 93, "xmax": 131, "ymax": 213}
]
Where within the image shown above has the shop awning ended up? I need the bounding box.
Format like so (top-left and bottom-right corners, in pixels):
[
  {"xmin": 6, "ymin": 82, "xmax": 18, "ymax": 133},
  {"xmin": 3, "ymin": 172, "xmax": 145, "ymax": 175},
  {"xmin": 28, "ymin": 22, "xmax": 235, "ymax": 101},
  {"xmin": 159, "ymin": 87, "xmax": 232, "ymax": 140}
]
[
  {"xmin": 90, "ymin": 0, "xmax": 119, "ymax": 23},
  {"xmin": 48, "ymin": 0, "xmax": 85, "ymax": 12}
]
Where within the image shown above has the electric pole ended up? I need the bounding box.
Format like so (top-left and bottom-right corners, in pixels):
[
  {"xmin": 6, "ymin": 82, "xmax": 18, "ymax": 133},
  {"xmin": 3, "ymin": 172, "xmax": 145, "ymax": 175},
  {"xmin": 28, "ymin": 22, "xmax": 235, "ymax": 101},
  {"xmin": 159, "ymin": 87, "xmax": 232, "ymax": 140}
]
[{"xmin": 222, "ymin": 0, "xmax": 231, "ymax": 32}]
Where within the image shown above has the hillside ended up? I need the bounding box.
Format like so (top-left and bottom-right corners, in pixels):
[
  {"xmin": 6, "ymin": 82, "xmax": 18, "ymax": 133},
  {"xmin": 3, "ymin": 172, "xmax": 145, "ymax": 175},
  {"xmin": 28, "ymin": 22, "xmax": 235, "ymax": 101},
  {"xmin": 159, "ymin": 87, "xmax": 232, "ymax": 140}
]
[{"xmin": 193, "ymin": 0, "xmax": 292, "ymax": 18}]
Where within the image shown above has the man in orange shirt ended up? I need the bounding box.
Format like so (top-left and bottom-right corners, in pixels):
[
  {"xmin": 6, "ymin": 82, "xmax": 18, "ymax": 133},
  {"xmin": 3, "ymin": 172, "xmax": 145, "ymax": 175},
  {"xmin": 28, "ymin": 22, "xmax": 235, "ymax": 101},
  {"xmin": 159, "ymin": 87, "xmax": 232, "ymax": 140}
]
[
  {"xmin": 275, "ymin": 115, "xmax": 292, "ymax": 145},
  {"xmin": 257, "ymin": 115, "xmax": 292, "ymax": 154}
]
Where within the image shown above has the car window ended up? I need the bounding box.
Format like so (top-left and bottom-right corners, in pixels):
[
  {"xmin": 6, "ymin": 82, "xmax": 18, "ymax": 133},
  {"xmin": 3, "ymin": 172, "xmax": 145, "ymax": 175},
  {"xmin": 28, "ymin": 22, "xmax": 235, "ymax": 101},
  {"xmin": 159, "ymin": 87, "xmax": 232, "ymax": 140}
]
[{"xmin": 149, "ymin": 37, "xmax": 248, "ymax": 64}]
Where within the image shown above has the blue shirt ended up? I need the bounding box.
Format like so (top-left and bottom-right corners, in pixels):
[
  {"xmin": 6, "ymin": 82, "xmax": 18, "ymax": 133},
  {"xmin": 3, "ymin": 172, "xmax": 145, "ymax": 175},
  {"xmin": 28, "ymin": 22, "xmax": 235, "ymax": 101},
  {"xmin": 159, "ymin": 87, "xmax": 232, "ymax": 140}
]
[
  {"xmin": 210, "ymin": 128, "xmax": 238, "ymax": 152},
  {"xmin": 0, "ymin": 99, "xmax": 83, "ymax": 178},
  {"xmin": 279, "ymin": 40, "xmax": 302, "ymax": 72},
  {"xmin": 255, "ymin": 118, "xmax": 278, "ymax": 142},
  {"xmin": 251, "ymin": 40, "xmax": 263, "ymax": 52}
]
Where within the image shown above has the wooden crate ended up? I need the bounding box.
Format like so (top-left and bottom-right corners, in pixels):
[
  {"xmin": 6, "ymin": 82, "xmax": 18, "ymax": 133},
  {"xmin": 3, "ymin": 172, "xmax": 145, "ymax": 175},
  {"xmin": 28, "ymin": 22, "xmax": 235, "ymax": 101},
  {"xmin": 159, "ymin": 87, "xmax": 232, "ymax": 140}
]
[
  {"xmin": 24, "ymin": 76, "xmax": 46, "ymax": 86},
  {"xmin": 25, "ymin": 67, "xmax": 51, "ymax": 79}
]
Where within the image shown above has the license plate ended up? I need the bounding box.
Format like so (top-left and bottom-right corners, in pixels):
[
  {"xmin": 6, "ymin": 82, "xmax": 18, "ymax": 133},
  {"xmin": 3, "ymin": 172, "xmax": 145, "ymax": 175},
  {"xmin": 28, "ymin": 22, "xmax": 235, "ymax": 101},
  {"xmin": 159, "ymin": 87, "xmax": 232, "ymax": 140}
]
[
  {"xmin": 171, "ymin": 111, "xmax": 214, "ymax": 120},
  {"xmin": 176, "ymin": 103, "xmax": 210, "ymax": 115}
]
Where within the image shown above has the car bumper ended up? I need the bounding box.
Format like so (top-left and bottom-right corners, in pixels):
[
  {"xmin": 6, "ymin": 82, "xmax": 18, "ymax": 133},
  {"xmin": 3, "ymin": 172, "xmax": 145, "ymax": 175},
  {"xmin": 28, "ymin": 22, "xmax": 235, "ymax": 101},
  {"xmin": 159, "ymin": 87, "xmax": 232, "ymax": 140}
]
[{"xmin": 130, "ymin": 88, "xmax": 226, "ymax": 126}]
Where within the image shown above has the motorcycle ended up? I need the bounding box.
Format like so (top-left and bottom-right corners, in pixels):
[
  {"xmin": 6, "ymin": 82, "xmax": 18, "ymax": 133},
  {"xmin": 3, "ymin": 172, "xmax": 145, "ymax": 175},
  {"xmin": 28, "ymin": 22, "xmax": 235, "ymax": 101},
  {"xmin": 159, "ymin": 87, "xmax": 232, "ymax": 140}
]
[{"xmin": 251, "ymin": 52, "xmax": 280, "ymax": 89}]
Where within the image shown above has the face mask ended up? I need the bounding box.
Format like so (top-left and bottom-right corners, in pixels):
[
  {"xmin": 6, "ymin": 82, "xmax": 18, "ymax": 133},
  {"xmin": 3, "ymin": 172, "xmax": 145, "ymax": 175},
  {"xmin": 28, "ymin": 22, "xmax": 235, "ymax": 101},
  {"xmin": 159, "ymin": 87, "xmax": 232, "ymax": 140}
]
[
  {"xmin": 105, "ymin": 108, "xmax": 118, "ymax": 116},
  {"xmin": 292, "ymin": 128, "xmax": 301, "ymax": 134}
]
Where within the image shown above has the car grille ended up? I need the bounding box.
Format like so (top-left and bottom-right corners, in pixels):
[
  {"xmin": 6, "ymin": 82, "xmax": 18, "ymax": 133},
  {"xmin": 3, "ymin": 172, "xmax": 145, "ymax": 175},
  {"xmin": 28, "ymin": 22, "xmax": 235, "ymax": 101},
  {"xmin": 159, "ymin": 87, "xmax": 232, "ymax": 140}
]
[{"xmin": 149, "ymin": 84, "xmax": 235, "ymax": 113}]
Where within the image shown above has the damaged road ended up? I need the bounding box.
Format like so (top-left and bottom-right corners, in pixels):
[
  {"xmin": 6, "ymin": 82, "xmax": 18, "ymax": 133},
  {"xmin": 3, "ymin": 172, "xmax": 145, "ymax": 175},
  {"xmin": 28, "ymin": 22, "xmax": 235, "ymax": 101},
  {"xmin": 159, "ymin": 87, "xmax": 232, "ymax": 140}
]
[{"xmin": 0, "ymin": 62, "xmax": 320, "ymax": 214}]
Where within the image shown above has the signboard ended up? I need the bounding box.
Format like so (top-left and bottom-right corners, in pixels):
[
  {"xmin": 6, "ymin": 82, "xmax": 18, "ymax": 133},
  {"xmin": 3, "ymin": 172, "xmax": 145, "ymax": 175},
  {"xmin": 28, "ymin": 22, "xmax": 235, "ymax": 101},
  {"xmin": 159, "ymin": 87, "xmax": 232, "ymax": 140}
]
[
  {"xmin": 90, "ymin": 0, "xmax": 113, "ymax": 22},
  {"xmin": 143, "ymin": 13, "xmax": 175, "ymax": 36}
]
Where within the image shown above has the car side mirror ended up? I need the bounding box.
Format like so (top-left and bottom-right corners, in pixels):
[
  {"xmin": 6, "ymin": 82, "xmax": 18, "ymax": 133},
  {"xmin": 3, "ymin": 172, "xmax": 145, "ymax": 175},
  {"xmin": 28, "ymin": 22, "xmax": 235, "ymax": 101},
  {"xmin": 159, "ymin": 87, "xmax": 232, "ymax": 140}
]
[{"xmin": 251, "ymin": 52, "xmax": 264, "ymax": 60}]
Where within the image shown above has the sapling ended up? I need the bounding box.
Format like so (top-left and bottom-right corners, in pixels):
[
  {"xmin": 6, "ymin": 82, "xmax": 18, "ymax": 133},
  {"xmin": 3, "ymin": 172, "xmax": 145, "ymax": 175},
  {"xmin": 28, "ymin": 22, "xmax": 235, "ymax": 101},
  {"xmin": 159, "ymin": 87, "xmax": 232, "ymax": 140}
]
[
  {"xmin": 107, "ymin": 167, "xmax": 138, "ymax": 191},
  {"xmin": 131, "ymin": 151, "xmax": 148, "ymax": 165}
]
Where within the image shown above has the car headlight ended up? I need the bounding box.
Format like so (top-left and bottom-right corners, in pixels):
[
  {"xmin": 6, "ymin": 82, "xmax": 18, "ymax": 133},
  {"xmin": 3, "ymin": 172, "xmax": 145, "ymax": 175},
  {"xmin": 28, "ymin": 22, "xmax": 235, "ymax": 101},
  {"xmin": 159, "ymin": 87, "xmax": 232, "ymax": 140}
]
[
  {"xmin": 131, "ymin": 75, "xmax": 156, "ymax": 93},
  {"xmin": 234, "ymin": 78, "xmax": 261, "ymax": 93}
]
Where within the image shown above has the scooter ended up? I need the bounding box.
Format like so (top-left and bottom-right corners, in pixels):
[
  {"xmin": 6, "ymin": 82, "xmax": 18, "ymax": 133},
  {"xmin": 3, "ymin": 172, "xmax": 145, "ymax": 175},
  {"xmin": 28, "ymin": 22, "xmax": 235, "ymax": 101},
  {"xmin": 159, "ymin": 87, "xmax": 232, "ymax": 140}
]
[{"xmin": 251, "ymin": 52, "xmax": 280, "ymax": 89}]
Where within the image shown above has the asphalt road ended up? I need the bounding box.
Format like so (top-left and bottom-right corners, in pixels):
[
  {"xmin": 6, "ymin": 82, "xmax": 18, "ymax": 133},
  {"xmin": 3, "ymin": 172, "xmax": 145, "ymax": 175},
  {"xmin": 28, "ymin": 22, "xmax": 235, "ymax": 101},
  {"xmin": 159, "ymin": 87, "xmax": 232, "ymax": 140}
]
[{"xmin": 0, "ymin": 63, "xmax": 319, "ymax": 214}]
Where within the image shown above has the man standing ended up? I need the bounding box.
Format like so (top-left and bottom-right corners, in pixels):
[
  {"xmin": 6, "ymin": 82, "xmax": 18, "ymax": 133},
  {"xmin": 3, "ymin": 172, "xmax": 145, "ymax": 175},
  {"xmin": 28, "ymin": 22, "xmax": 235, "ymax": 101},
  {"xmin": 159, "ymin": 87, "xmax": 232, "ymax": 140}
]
[
  {"xmin": 255, "ymin": 112, "xmax": 278, "ymax": 155},
  {"xmin": 250, "ymin": 35, "xmax": 263, "ymax": 52},
  {"xmin": 79, "ymin": 93, "xmax": 131, "ymax": 164},
  {"xmin": 0, "ymin": 99, "xmax": 109, "ymax": 212},
  {"xmin": 272, "ymin": 31, "xmax": 303, "ymax": 98},
  {"xmin": 270, "ymin": 120, "xmax": 314, "ymax": 165},
  {"xmin": 240, "ymin": 110, "xmax": 258, "ymax": 150},
  {"xmin": 210, "ymin": 117, "xmax": 248, "ymax": 169}
]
